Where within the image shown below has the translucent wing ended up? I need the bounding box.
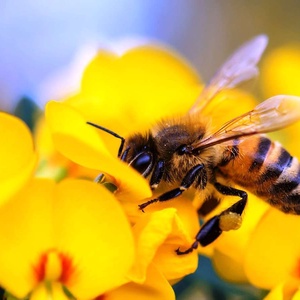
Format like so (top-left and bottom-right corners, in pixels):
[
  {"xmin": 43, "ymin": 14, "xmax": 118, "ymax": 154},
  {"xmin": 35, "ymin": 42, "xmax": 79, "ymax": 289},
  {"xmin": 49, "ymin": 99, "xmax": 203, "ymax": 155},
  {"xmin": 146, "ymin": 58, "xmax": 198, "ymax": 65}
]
[
  {"xmin": 189, "ymin": 35, "xmax": 268, "ymax": 115},
  {"xmin": 192, "ymin": 95, "xmax": 300, "ymax": 150}
]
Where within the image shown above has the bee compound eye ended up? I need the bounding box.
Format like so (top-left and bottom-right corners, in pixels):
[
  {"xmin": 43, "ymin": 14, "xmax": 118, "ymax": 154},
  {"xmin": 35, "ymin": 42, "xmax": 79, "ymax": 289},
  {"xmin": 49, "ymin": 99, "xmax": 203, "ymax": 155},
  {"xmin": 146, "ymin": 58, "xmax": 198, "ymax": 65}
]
[{"xmin": 130, "ymin": 152, "xmax": 153, "ymax": 175}]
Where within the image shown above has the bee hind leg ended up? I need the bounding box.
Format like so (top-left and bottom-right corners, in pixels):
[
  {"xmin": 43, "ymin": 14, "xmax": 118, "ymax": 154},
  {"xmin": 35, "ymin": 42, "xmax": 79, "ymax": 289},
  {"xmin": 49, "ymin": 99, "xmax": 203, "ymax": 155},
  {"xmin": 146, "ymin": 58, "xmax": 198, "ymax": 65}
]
[{"xmin": 176, "ymin": 183, "xmax": 247, "ymax": 255}]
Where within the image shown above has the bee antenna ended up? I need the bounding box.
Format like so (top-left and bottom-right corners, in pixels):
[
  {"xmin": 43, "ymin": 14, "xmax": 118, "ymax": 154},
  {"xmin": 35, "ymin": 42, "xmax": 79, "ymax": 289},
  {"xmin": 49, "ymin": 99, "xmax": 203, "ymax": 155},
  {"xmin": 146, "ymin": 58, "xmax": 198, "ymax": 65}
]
[{"xmin": 86, "ymin": 121, "xmax": 125, "ymax": 157}]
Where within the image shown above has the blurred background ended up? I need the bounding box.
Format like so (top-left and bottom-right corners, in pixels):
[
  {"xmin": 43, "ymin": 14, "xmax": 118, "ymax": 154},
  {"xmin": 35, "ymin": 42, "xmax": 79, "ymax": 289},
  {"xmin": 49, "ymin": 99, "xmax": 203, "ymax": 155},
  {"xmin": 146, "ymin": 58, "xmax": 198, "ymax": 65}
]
[
  {"xmin": 1, "ymin": 0, "xmax": 299, "ymax": 299},
  {"xmin": 1, "ymin": 0, "xmax": 300, "ymax": 111}
]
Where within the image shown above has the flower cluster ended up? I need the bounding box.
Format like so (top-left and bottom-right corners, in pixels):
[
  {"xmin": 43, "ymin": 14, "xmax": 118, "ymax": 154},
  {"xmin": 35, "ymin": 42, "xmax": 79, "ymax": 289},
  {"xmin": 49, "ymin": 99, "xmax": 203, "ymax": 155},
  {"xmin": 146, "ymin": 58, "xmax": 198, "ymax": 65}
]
[
  {"xmin": 1, "ymin": 41, "xmax": 300, "ymax": 300},
  {"xmin": 1, "ymin": 111, "xmax": 184, "ymax": 299}
]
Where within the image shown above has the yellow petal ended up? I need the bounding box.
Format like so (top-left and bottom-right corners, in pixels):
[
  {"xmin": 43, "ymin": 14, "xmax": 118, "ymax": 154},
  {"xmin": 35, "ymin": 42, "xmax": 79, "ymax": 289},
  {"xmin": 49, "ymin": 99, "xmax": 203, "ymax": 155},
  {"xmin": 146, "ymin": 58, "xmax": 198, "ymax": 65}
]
[
  {"xmin": 30, "ymin": 283, "xmax": 69, "ymax": 300},
  {"xmin": 263, "ymin": 283, "xmax": 285, "ymax": 300},
  {"xmin": 69, "ymin": 46, "xmax": 202, "ymax": 139},
  {"xmin": 203, "ymin": 192, "xmax": 269, "ymax": 283},
  {"xmin": 0, "ymin": 113, "xmax": 37, "ymax": 205},
  {"xmin": 293, "ymin": 290, "xmax": 300, "ymax": 300},
  {"xmin": 34, "ymin": 115, "xmax": 102, "ymax": 181},
  {"xmin": 30, "ymin": 284, "xmax": 49, "ymax": 300},
  {"xmin": 129, "ymin": 208, "xmax": 177, "ymax": 282},
  {"xmin": 261, "ymin": 45, "xmax": 300, "ymax": 98},
  {"xmin": 53, "ymin": 179, "xmax": 135, "ymax": 299},
  {"xmin": 263, "ymin": 279, "xmax": 300, "ymax": 300},
  {"xmin": 284, "ymin": 278, "xmax": 300, "ymax": 300},
  {"xmin": 260, "ymin": 46, "xmax": 300, "ymax": 156},
  {"xmin": 244, "ymin": 208, "xmax": 300, "ymax": 289},
  {"xmin": 129, "ymin": 197, "xmax": 199, "ymax": 283},
  {"xmin": 106, "ymin": 263, "xmax": 175, "ymax": 300},
  {"xmin": 153, "ymin": 243, "xmax": 198, "ymax": 282},
  {"xmin": 45, "ymin": 101, "xmax": 151, "ymax": 200},
  {"xmin": 150, "ymin": 197, "xmax": 199, "ymax": 281},
  {"xmin": 0, "ymin": 178, "xmax": 54, "ymax": 298},
  {"xmin": 212, "ymin": 248, "xmax": 248, "ymax": 283}
]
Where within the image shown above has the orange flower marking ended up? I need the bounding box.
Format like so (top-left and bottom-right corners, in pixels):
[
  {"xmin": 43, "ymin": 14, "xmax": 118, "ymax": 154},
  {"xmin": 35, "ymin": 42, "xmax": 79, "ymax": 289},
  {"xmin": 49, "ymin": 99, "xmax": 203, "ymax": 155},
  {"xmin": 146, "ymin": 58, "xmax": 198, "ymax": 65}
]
[
  {"xmin": 58, "ymin": 252, "xmax": 74, "ymax": 284},
  {"xmin": 291, "ymin": 258, "xmax": 300, "ymax": 279},
  {"xmin": 34, "ymin": 253, "xmax": 47, "ymax": 282},
  {"xmin": 34, "ymin": 250, "xmax": 74, "ymax": 284},
  {"xmin": 95, "ymin": 295, "xmax": 107, "ymax": 300}
]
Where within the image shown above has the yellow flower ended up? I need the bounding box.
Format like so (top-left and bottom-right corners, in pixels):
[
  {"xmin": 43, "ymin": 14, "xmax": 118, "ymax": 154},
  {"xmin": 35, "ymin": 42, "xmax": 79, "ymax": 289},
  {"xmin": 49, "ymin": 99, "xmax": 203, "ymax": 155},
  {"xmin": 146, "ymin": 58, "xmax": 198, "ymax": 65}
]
[
  {"xmin": 129, "ymin": 196, "xmax": 200, "ymax": 283},
  {"xmin": 264, "ymin": 280, "xmax": 300, "ymax": 300},
  {"xmin": 0, "ymin": 111, "xmax": 185, "ymax": 299},
  {"xmin": 0, "ymin": 178, "xmax": 135, "ymax": 299},
  {"xmin": 99, "ymin": 195, "xmax": 200, "ymax": 300},
  {"xmin": 0, "ymin": 112, "xmax": 37, "ymax": 206},
  {"xmin": 243, "ymin": 207, "xmax": 300, "ymax": 299}
]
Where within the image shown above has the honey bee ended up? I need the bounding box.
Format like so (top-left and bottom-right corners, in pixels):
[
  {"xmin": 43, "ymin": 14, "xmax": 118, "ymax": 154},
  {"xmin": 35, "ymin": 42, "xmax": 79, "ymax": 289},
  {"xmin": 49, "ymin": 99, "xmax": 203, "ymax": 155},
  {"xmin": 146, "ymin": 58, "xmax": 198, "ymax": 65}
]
[{"xmin": 88, "ymin": 35, "xmax": 300, "ymax": 254}]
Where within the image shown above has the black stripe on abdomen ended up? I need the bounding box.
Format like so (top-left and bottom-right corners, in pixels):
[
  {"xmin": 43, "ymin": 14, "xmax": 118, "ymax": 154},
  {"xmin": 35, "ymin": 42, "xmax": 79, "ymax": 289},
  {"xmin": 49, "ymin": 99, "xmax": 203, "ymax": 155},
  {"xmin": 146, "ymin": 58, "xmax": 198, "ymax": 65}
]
[
  {"xmin": 258, "ymin": 147, "xmax": 292, "ymax": 183},
  {"xmin": 271, "ymin": 164, "xmax": 300, "ymax": 193},
  {"xmin": 249, "ymin": 137, "xmax": 271, "ymax": 172},
  {"xmin": 268, "ymin": 156, "xmax": 300, "ymax": 215}
]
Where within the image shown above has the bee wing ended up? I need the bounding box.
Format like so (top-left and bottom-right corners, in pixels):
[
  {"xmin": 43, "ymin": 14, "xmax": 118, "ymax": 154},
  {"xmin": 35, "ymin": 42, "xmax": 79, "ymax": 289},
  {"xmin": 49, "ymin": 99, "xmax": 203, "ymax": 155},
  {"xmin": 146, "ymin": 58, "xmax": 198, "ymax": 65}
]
[
  {"xmin": 192, "ymin": 95, "xmax": 300, "ymax": 150},
  {"xmin": 189, "ymin": 35, "xmax": 268, "ymax": 115}
]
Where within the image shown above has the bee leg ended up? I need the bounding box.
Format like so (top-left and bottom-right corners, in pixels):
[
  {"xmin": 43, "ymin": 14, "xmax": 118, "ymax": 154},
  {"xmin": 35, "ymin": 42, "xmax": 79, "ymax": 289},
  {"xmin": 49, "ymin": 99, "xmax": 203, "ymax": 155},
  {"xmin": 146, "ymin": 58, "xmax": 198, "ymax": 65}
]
[
  {"xmin": 149, "ymin": 160, "xmax": 165, "ymax": 190},
  {"xmin": 139, "ymin": 164, "xmax": 206, "ymax": 211},
  {"xmin": 176, "ymin": 183, "xmax": 247, "ymax": 255},
  {"xmin": 214, "ymin": 182, "xmax": 248, "ymax": 232}
]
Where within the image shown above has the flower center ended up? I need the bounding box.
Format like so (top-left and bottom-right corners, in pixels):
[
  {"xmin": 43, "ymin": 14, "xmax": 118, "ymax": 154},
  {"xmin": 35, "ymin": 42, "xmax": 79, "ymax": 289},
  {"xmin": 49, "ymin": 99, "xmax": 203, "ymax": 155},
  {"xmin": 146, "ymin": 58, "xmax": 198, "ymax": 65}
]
[{"xmin": 34, "ymin": 250, "xmax": 74, "ymax": 284}]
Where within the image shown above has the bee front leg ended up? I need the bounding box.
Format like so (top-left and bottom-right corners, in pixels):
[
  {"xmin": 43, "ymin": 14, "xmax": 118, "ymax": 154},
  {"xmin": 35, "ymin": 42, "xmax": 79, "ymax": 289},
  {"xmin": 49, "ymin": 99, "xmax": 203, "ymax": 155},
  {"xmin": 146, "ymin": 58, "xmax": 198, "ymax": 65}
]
[
  {"xmin": 139, "ymin": 164, "xmax": 207, "ymax": 211},
  {"xmin": 176, "ymin": 183, "xmax": 247, "ymax": 255},
  {"xmin": 149, "ymin": 159, "xmax": 165, "ymax": 190}
]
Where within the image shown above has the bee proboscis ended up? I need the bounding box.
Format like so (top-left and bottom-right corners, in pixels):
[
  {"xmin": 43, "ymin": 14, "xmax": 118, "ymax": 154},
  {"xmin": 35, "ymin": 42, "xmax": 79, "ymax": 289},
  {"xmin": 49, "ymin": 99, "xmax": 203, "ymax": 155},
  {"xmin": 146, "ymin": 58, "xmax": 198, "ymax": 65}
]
[{"xmin": 88, "ymin": 35, "xmax": 300, "ymax": 254}]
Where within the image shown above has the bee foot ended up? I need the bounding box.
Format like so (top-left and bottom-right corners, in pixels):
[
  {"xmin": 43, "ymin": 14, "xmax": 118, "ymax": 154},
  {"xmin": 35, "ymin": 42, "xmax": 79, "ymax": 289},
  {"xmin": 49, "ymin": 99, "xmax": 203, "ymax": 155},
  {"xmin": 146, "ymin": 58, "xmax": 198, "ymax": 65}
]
[
  {"xmin": 175, "ymin": 241, "xmax": 198, "ymax": 255},
  {"xmin": 138, "ymin": 198, "xmax": 158, "ymax": 212}
]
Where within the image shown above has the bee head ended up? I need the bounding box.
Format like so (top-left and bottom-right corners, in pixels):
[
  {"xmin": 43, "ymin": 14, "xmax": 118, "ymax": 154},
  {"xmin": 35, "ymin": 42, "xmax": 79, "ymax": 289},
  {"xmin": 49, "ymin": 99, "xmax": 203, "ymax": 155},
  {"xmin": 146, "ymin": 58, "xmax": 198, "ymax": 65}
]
[{"xmin": 121, "ymin": 133, "xmax": 156, "ymax": 177}]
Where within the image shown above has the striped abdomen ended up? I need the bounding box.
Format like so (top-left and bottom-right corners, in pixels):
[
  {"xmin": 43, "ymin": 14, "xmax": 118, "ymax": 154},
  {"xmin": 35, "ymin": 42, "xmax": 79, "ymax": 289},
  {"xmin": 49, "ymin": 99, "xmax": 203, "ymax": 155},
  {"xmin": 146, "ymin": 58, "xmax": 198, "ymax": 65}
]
[{"xmin": 218, "ymin": 136, "xmax": 300, "ymax": 214}]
